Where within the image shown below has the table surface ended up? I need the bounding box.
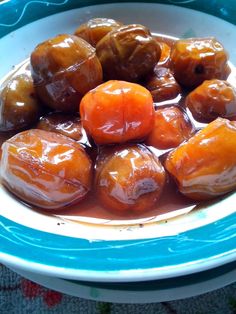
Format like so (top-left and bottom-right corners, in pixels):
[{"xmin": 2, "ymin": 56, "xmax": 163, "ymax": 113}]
[{"xmin": 1, "ymin": 264, "xmax": 236, "ymax": 314}]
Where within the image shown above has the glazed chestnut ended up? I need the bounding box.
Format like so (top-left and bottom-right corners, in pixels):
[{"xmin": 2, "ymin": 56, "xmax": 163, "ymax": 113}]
[
  {"xmin": 74, "ymin": 18, "xmax": 122, "ymax": 47},
  {"xmin": 165, "ymin": 118, "xmax": 236, "ymax": 200},
  {"xmin": 0, "ymin": 73, "xmax": 41, "ymax": 131},
  {"xmin": 37, "ymin": 112, "xmax": 84, "ymax": 141},
  {"xmin": 146, "ymin": 106, "xmax": 194, "ymax": 149},
  {"xmin": 95, "ymin": 144, "xmax": 166, "ymax": 213},
  {"xmin": 1, "ymin": 129, "xmax": 92, "ymax": 209},
  {"xmin": 30, "ymin": 34, "xmax": 103, "ymax": 113},
  {"xmin": 145, "ymin": 67, "xmax": 181, "ymax": 102},
  {"xmin": 157, "ymin": 41, "xmax": 172, "ymax": 67},
  {"xmin": 170, "ymin": 37, "xmax": 228, "ymax": 88},
  {"xmin": 96, "ymin": 24, "xmax": 161, "ymax": 82},
  {"xmin": 186, "ymin": 79, "xmax": 236, "ymax": 122},
  {"xmin": 80, "ymin": 80, "xmax": 154, "ymax": 144}
]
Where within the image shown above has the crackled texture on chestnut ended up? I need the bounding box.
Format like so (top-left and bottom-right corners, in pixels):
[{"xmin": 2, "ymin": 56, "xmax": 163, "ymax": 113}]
[
  {"xmin": 96, "ymin": 144, "xmax": 166, "ymax": 213},
  {"xmin": 170, "ymin": 37, "xmax": 229, "ymax": 88},
  {"xmin": 74, "ymin": 18, "xmax": 123, "ymax": 47},
  {"xmin": 146, "ymin": 106, "xmax": 194, "ymax": 149},
  {"xmin": 186, "ymin": 79, "xmax": 236, "ymax": 122},
  {"xmin": 165, "ymin": 118, "xmax": 236, "ymax": 200},
  {"xmin": 30, "ymin": 34, "xmax": 103, "ymax": 113},
  {"xmin": 96, "ymin": 24, "xmax": 161, "ymax": 82},
  {"xmin": 1, "ymin": 129, "xmax": 92, "ymax": 209}
]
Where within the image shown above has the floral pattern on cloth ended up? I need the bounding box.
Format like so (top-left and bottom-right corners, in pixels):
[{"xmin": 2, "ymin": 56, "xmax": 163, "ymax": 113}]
[
  {"xmin": 21, "ymin": 279, "xmax": 62, "ymax": 307},
  {"xmin": 1, "ymin": 264, "xmax": 236, "ymax": 314}
]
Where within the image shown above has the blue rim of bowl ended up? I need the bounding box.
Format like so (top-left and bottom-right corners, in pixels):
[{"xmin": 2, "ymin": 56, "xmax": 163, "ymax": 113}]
[
  {"xmin": 0, "ymin": 0, "xmax": 235, "ymax": 39},
  {"xmin": 1, "ymin": 211, "xmax": 236, "ymax": 282},
  {"xmin": 0, "ymin": 1, "xmax": 236, "ymax": 282}
]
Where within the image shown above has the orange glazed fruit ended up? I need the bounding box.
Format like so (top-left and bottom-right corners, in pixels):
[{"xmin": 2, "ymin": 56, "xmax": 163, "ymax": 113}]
[
  {"xmin": 170, "ymin": 37, "xmax": 228, "ymax": 88},
  {"xmin": 146, "ymin": 106, "xmax": 194, "ymax": 149},
  {"xmin": 80, "ymin": 80, "xmax": 154, "ymax": 144},
  {"xmin": 1, "ymin": 129, "xmax": 92, "ymax": 209},
  {"xmin": 95, "ymin": 144, "xmax": 166, "ymax": 213},
  {"xmin": 165, "ymin": 118, "xmax": 236, "ymax": 200},
  {"xmin": 145, "ymin": 67, "xmax": 181, "ymax": 102},
  {"xmin": 186, "ymin": 79, "xmax": 236, "ymax": 122}
]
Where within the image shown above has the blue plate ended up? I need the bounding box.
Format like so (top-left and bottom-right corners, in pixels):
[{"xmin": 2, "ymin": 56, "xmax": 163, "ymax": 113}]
[{"xmin": 0, "ymin": 1, "xmax": 236, "ymax": 283}]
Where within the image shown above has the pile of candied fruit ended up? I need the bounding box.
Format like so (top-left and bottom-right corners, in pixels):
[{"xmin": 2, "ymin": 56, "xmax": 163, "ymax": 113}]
[{"xmin": 0, "ymin": 18, "xmax": 236, "ymax": 215}]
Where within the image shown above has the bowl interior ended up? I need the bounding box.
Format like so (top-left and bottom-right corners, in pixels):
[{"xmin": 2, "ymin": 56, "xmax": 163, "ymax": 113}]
[{"xmin": 0, "ymin": 2, "xmax": 236, "ymax": 282}]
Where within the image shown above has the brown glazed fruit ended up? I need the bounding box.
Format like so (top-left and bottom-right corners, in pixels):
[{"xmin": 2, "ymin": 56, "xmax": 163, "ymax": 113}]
[
  {"xmin": 96, "ymin": 24, "xmax": 161, "ymax": 82},
  {"xmin": 186, "ymin": 79, "xmax": 236, "ymax": 122},
  {"xmin": 0, "ymin": 73, "xmax": 41, "ymax": 131},
  {"xmin": 170, "ymin": 37, "xmax": 228, "ymax": 88},
  {"xmin": 74, "ymin": 18, "xmax": 123, "ymax": 47},
  {"xmin": 37, "ymin": 112, "xmax": 84, "ymax": 141},
  {"xmin": 145, "ymin": 67, "xmax": 181, "ymax": 102},
  {"xmin": 165, "ymin": 118, "xmax": 236, "ymax": 200},
  {"xmin": 30, "ymin": 34, "xmax": 103, "ymax": 113},
  {"xmin": 146, "ymin": 106, "xmax": 194, "ymax": 149},
  {"xmin": 96, "ymin": 144, "xmax": 166, "ymax": 213},
  {"xmin": 1, "ymin": 129, "xmax": 92, "ymax": 209}
]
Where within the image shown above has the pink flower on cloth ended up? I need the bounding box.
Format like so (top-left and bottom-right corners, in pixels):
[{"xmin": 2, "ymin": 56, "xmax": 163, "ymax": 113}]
[{"xmin": 21, "ymin": 279, "xmax": 62, "ymax": 308}]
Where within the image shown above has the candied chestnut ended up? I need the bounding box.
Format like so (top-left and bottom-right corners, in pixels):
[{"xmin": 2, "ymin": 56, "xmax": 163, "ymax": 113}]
[
  {"xmin": 157, "ymin": 41, "xmax": 172, "ymax": 67},
  {"xmin": 165, "ymin": 118, "xmax": 236, "ymax": 200},
  {"xmin": 37, "ymin": 112, "xmax": 83, "ymax": 141},
  {"xmin": 186, "ymin": 79, "xmax": 236, "ymax": 122},
  {"xmin": 96, "ymin": 144, "xmax": 166, "ymax": 213},
  {"xmin": 74, "ymin": 18, "xmax": 122, "ymax": 47},
  {"xmin": 96, "ymin": 24, "xmax": 161, "ymax": 82},
  {"xmin": 30, "ymin": 34, "xmax": 103, "ymax": 113},
  {"xmin": 80, "ymin": 80, "xmax": 154, "ymax": 145},
  {"xmin": 170, "ymin": 37, "xmax": 228, "ymax": 88},
  {"xmin": 146, "ymin": 106, "xmax": 194, "ymax": 149},
  {"xmin": 0, "ymin": 73, "xmax": 41, "ymax": 131},
  {"xmin": 145, "ymin": 67, "xmax": 181, "ymax": 102},
  {"xmin": 1, "ymin": 129, "xmax": 92, "ymax": 209}
]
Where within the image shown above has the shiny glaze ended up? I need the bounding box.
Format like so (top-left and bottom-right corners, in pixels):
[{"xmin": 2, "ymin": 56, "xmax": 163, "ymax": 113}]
[
  {"xmin": 80, "ymin": 80, "xmax": 154, "ymax": 145},
  {"xmin": 145, "ymin": 66, "xmax": 181, "ymax": 102},
  {"xmin": 0, "ymin": 33, "xmax": 236, "ymax": 219},
  {"xmin": 0, "ymin": 67, "xmax": 41, "ymax": 132},
  {"xmin": 145, "ymin": 105, "xmax": 195, "ymax": 149},
  {"xmin": 1, "ymin": 129, "xmax": 92, "ymax": 209},
  {"xmin": 95, "ymin": 144, "xmax": 166, "ymax": 213},
  {"xmin": 171, "ymin": 37, "xmax": 229, "ymax": 88},
  {"xmin": 74, "ymin": 18, "xmax": 123, "ymax": 47},
  {"xmin": 31, "ymin": 34, "xmax": 103, "ymax": 112},
  {"xmin": 157, "ymin": 41, "xmax": 172, "ymax": 67},
  {"xmin": 186, "ymin": 79, "xmax": 236, "ymax": 122},
  {"xmin": 165, "ymin": 118, "xmax": 236, "ymax": 200},
  {"xmin": 37, "ymin": 112, "xmax": 84, "ymax": 141},
  {"xmin": 96, "ymin": 24, "xmax": 161, "ymax": 82}
]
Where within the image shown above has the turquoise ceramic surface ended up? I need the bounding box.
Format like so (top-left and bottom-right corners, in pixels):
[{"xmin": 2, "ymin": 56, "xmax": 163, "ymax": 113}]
[
  {"xmin": 0, "ymin": 0, "xmax": 235, "ymax": 39},
  {"xmin": 0, "ymin": 1, "xmax": 236, "ymax": 285}
]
